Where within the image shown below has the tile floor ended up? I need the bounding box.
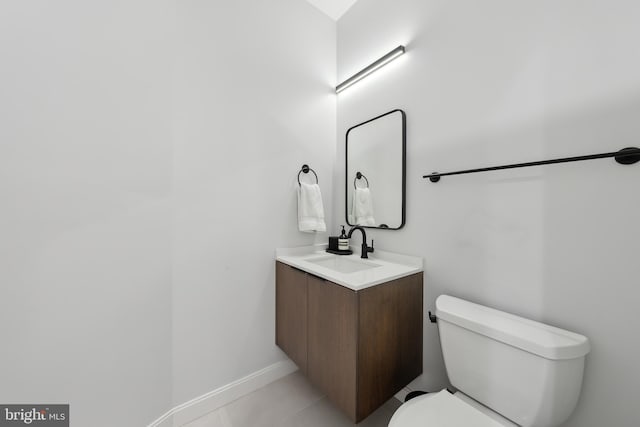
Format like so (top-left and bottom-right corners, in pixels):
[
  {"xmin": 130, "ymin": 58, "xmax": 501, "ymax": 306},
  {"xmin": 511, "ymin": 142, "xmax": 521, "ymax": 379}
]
[{"xmin": 183, "ymin": 371, "xmax": 403, "ymax": 427}]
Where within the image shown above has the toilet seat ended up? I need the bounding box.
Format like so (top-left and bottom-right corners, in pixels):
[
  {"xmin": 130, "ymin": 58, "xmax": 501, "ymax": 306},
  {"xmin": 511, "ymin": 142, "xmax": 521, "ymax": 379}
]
[{"xmin": 388, "ymin": 390, "xmax": 513, "ymax": 427}]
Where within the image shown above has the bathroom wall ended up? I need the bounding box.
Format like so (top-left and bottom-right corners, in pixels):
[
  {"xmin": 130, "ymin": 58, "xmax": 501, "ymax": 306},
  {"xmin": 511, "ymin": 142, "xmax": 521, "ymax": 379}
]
[
  {"xmin": 336, "ymin": 1, "xmax": 640, "ymax": 426},
  {"xmin": 172, "ymin": 0, "xmax": 335, "ymax": 407},
  {"xmin": 0, "ymin": 1, "xmax": 173, "ymax": 426},
  {"xmin": 0, "ymin": 0, "xmax": 335, "ymax": 425}
]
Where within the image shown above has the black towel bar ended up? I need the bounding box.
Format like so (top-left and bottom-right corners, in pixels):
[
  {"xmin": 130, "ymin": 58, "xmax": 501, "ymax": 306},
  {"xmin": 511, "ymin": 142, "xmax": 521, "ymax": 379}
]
[{"xmin": 424, "ymin": 147, "xmax": 640, "ymax": 183}]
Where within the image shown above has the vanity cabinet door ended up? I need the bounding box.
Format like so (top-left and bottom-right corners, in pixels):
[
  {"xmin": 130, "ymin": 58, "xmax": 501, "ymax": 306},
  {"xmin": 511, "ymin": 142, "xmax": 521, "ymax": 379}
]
[
  {"xmin": 356, "ymin": 273, "xmax": 423, "ymax": 421},
  {"xmin": 276, "ymin": 261, "xmax": 423, "ymax": 423},
  {"xmin": 275, "ymin": 262, "xmax": 308, "ymax": 374},
  {"xmin": 307, "ymin": 275, "xmax": 358, "ymax": 421}
]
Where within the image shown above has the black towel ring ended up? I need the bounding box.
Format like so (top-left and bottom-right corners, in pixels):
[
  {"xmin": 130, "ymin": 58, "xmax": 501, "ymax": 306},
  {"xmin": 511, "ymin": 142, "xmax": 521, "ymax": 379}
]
[
  {"xmin": 354, "ymin": 171, "xmax": 369, "ymax": 189},
  {"xmin": 298, "ymin": 164, "xmax": 319, "ymax": 185}
]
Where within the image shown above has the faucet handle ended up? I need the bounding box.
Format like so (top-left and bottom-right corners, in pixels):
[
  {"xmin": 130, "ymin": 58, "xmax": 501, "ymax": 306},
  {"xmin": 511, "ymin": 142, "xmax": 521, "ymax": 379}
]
[{"xmin": 368, "ymin": 239, "xmax": 374, "ymax": 253}]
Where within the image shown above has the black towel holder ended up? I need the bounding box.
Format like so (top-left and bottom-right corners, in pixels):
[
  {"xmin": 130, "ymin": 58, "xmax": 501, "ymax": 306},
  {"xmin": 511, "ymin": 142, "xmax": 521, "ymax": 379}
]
[
  {"xmin": 424, "ymin": 146, "xmax": 640, "ymax": 183},
  {"xmin": 354, "ymin": 171, "xmax": 369, "ymax": 189},
  {"xmin": 298, "ymin": 164, "xmax": 318, "ymax": 185}
]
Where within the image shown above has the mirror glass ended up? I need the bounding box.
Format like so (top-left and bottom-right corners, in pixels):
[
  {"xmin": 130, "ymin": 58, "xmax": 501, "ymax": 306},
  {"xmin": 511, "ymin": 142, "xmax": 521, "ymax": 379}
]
[{"xmin": 346, "ymin": 109, "xmax": 405, "ymax": 229}]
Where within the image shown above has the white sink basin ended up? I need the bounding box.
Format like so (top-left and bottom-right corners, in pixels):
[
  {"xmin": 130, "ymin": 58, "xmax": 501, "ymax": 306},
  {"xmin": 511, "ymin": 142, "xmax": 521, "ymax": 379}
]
[
  {"xmin": 307, "ymin": 255, "xmax": 381, "ymax": 274},
  {"xmin": 276, "ymin": 245, "xmax": 423, "ymax": 291}
]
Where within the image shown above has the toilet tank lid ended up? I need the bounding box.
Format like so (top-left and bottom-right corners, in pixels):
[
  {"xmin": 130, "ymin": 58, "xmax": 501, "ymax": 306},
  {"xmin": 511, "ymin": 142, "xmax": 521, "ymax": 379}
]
[{"xmin": 435, "ymin": 295, "xmax": 590, "ymax": 360}]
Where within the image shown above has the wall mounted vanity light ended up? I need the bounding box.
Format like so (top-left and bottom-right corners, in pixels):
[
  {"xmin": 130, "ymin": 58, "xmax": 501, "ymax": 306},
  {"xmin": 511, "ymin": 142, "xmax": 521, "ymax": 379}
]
[{"xmin": 335, "ymin": 45, "xmax": 405, "ymax": 94}]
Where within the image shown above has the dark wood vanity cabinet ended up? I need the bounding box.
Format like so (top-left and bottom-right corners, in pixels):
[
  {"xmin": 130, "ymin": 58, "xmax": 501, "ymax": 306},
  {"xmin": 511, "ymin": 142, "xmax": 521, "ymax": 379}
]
[
  {"xmin": 307, "ymin": 273, "xmax": 359, "ymax": 418},
  {"xmin": 275, "ymin": 262, "xmax": 308, "ymax": 374},
  {"xmin": 275, "ymin": 261, "xmax": 423, "ymax": 423}
]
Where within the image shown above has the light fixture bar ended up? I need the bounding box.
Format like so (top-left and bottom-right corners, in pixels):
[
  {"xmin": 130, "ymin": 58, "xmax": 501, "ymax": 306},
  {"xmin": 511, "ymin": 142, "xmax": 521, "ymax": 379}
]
[{"xmin": 335, "ymin": 45, "xmax": 405, "ymax": 93}]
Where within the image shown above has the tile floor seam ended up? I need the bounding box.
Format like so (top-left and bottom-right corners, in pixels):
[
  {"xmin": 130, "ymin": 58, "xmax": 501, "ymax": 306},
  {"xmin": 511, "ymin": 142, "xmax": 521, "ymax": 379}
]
[
  {"xmin": 218, "ymin": 406, "xmax": 233, "ymax": 427},
  {"xmin": 275, "ymin": 394, "xmax": 327, "ymax": 426}
]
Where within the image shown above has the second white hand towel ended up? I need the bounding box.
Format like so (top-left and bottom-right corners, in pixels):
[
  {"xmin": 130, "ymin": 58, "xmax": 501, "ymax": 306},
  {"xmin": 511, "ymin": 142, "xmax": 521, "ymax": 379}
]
[
  {"xmin": 298, "ymin": 182, "xmax": 326, "ymax": 232},
  {"xmin": 352, "ymin": 187, "xmax": 376, "ymax": 226}
]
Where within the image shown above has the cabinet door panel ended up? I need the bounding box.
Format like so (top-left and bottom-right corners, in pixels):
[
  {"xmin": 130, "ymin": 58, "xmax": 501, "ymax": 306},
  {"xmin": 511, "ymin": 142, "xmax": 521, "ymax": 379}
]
[
  {"xmin": 275, "ymin": 262, "xmax": 308, "ymax": 373},
  {"xmin": 307, "ymin": 275, "xmax": 358, "ymax": 421},
  {"xmin": 357, "ymin": 272, "xmax": 423, "ymax": 420}
]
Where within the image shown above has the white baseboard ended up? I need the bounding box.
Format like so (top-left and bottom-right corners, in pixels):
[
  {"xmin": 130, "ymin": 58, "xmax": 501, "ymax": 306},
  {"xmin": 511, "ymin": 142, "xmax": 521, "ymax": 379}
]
[
  {"xmin": 148, "ymin": 413, "xmax": 173, "ymax": 427},
  {"xmin": 147, "ymin": 359, "xmax": 298, "ymax": 427}
]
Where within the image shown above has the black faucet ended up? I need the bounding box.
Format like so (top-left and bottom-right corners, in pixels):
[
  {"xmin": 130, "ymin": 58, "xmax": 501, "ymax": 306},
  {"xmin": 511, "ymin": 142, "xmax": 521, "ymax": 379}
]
[{"xmin": 347, "ymin": 226, "xmax": 374, "ymax": 259}]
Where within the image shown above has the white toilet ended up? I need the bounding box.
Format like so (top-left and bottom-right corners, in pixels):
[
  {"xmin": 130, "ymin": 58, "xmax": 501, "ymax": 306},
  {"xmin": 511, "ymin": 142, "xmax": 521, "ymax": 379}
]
[{"xmin": 389, "ymin": 295, "xmax": 590, "ymax": 427}]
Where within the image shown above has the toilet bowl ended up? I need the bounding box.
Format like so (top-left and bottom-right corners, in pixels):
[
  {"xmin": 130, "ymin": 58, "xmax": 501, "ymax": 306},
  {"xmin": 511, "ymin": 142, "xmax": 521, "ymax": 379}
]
[
  {"xmin": 389, "ymin": 389, "xmax": 518, "ymax": 427},
  {"xmin": 389, "ymin": 295, "xmax": 590, "ymax": 427}
]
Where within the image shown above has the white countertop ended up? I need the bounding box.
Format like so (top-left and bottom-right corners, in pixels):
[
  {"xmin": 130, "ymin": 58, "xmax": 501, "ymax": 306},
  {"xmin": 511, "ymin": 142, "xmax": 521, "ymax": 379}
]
[{"xmin": 276, "ymin": 244, "xmax": 423, "ymax": 291}]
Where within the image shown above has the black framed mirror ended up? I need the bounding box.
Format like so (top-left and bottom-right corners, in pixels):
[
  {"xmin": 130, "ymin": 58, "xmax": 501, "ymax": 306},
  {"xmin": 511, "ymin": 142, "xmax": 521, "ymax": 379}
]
[{"xmin": 345, "ymin": 109, "xmax": 406, "ymax": 230}]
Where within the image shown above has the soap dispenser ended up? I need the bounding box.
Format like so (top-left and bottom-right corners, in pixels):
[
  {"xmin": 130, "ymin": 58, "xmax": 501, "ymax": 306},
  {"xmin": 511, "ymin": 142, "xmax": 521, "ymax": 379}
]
[{"xmin": 338, "ymin": 225, "xmax": 350, "ymax": 251}]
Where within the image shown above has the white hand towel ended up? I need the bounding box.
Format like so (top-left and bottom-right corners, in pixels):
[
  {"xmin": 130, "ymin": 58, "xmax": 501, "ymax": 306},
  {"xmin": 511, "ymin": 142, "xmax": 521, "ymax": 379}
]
[
  {"xmin": 352, "ymin": 187, "xmax": 375, "ymax": 226},
  {"xmin": 298, "ymin": 182, "xmax": 326, "ymax": 232}
]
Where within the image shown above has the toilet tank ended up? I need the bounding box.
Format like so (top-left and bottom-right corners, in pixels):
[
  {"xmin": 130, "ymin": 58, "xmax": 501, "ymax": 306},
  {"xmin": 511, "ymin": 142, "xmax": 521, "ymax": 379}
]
[{"xmin": 435, "ymin": 295, "xmax": 590, "ymax": 427}]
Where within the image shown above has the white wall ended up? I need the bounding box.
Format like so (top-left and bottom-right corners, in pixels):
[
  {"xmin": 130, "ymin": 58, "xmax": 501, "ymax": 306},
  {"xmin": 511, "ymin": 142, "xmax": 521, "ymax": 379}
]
[
  {"xmin": 0, "ymin": 1, "xmax": 173, "ymax": 426},
  {"xmin": 0, "ymin": 0, "xmax": 336, "ymax": 425},
  {"xmin": 172, "ymin": 0, "xmax": 335, "ymax": 407},
  {"xmin": 336, "ymin": 1, "xmax": 640, "ymax": 426}
]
